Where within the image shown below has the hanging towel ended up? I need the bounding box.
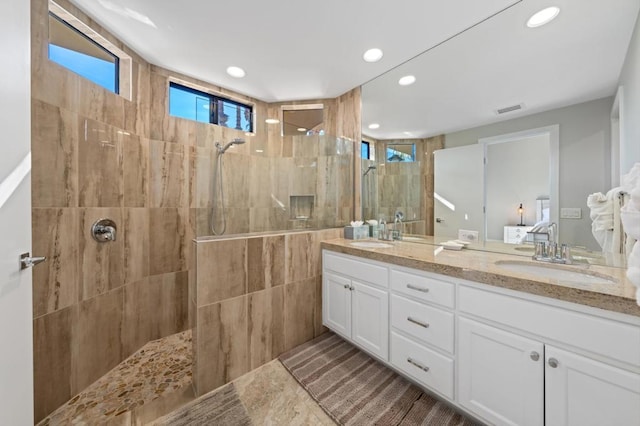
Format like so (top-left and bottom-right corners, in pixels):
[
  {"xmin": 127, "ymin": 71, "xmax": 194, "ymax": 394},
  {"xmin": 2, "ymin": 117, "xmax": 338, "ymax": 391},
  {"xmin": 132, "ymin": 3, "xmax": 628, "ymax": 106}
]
[
  {"xmin": 620, "ymin": 162, "xmax": 640, "ymax": 305},
  {"xmin": 587, "ymin": 188, "xmax": 621, "ymax": 252}
]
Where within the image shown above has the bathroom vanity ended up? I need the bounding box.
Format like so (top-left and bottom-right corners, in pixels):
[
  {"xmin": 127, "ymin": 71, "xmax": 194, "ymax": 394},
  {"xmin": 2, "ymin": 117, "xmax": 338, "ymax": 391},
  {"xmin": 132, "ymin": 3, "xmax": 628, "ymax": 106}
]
[{"xmin": 321, "ymin": 239, "xmax": 640, "ymax": 426}]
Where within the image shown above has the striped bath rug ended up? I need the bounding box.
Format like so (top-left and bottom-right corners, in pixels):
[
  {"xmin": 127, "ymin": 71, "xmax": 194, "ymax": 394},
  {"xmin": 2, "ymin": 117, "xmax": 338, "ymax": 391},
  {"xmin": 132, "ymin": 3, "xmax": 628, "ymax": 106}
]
[{"xmin": 279, "ymin": 332, "xmax": 481, "ymax": 426}]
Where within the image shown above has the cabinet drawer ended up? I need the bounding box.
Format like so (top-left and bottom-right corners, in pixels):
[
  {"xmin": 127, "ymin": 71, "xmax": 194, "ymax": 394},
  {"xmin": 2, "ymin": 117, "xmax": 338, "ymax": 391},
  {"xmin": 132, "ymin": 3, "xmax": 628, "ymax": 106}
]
[
  {"xmin": 391, "ymin": 294, "xmax": 454, "ymax": 353},
  {"xmin": 390, "ymin": 268, "xmax": 454, "ymax": 308},
  {"xmin": 324, "ymin": 251, "xmax": 388, "ymax": 288},
  {"xmin": 390, "ymin": 332, "xmax": 454, "ymax": 399},
  {"xmin": 459, "ymin": 285, "xmax": 640, "ymax": 366}
]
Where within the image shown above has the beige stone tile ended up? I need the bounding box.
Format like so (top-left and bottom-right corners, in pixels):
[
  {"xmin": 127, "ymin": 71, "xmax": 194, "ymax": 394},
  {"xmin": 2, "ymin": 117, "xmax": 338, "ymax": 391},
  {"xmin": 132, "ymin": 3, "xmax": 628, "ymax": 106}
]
[
  {"xmin": 196, "ymin": 239, "xmax": 247, "ymax": 306},
  {"xmin": 122, "ymin": 135, "xmax": 148, "ymax": 208},
  {"xmin": 248, "ymin": 156, "xmax": 272, "ymax": 208},
  {"xmin": 78, "ymin": 118, "xmax": 123, "ymax": 207},
  {"xmin": 123, "ymin": 208, "xmax": 149, "ymax": 284},
  {"xmin": 189, "ymin": 147, "xmax": 215, "ymax": 208},
  {"xmin": 314, "ymin": 276, "xmax": 328, "ymax": 337},
  {"xmin": 122, "ymin": 272, "xmax": 188, "ymax": 356},
  {"xmin": 248, "ymin": 286, "xmax": 285, "ymax": 369},
  {"xmin": 33, "ymin": 306, "xmax": 74, "ymax": 423},
  {"xmin": 149, "ymin": 208, "xmax": 187, "ymax": 275},
  {"xmin": 196, "ymin": 296, "xmax": 249, "ymax": 395},
  {"xmin": 32, "ymin": 208, "xmax": 79, "ymax": 317},
  {"xmin": 247, "ymin": 237, "xmax": 266, "ymax": 293},
  {"xmin": 77, "ymin": 78, "xmax": 124, "ymax": 129},
  {"xmin": 234, "ymin": 360, "xmax": 335, "ymax": 426},
  {"xmin": 72, "ymin": 287, "xmax": 124, "ymax": 395},
  {"xmin": 290, "ymin": 157, "xmax": 318, "ymax": 196},
  {"xmin": 123, "ymin": 62, "xmax": 151, "ymax": 139},
  {"xmin": 285, "ymin": 232, "xmax": 316, "ymax": 284},
  {"xmin": 149, "ymin": 139, "xmax": 188, "ymax": 208},
  {"xmin": 284, "ymin": 278, "xmax": 316, "ymax": 351},
  {"xmin": 78, "ymin": 208, "xmax": 124, "ymax": 300},
  {"xmin": 221, "ymin": 153, "xmax": 251, "ymax": 208},
  {"xmin": 31, "ymin": 61, "xmax": 80, "ymax": 114},
  {"xmin": 31, "ymin": 100, "xmax": 78, "ymax": 207},
  {"xmin": 293, "ymin": 134, "xmax": 320, "ymax": 158},
  {"xmin": 264, "ymin": 235, "xmax": 286, "ymax": 288},
  {"xmin": 216, "ymin": 207, "xmax": 250, "ymax": 235}
]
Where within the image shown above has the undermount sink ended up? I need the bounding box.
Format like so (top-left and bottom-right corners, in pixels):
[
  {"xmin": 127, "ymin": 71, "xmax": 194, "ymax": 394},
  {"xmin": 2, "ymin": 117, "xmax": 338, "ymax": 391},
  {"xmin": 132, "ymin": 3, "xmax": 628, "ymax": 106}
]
[
  {"xmin": 349, "ymin": 241, "xmax": 393, "ymax": 249},
  {"xmin": 494, "ymin": 260, "xmax": 617, "ymax": 285}
]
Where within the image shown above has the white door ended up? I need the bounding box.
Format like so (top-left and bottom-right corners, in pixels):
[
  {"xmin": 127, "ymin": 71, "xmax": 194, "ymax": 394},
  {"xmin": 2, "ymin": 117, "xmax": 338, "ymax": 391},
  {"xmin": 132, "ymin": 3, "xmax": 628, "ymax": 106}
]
[
  {"xmin": 458, "ymin": 317, "xmax": 544, "ymax": 426},
  {"xmin": 323, "ymin": 272, "xmax": 351, "ymax": 339},
  {"xmin": 352, "ymin": 280, "xmax": 388, "ymax": 360},
  {"xmin": 545, "ymin": 346, "xmax": 640, "ymax": 426},
  {"xmin": 433, "ymin": 145, "xmax": 484, "ymax": 241},
  {"xmin": 0, "ymin": 1, "xmax": 34, "ymax": 424}
]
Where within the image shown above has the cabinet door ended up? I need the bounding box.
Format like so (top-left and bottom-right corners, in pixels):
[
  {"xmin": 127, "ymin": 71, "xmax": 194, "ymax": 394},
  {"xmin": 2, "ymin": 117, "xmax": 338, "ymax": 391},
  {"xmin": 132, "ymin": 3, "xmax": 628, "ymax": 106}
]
[
  {"xmin": 352, "ymin": 280, "xmax": 389, "ymax": 360},
  {"xmin": 458, "ymin": 317, "xmax": 544, "ymax": 426},
  {"xmin": 323, "ymin": 272, "xmax": 351, "ymax": 339},
  {"xmin": 545, "ymin": 346, "xmax": 640, "ymax": 426}
]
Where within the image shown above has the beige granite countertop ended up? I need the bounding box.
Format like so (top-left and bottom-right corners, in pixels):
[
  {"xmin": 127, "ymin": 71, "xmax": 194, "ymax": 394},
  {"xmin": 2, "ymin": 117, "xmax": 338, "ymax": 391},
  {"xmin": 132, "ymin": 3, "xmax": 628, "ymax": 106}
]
[{"xmin": 321, "ymin": 238, "xmax": 640, "ymax": 318}]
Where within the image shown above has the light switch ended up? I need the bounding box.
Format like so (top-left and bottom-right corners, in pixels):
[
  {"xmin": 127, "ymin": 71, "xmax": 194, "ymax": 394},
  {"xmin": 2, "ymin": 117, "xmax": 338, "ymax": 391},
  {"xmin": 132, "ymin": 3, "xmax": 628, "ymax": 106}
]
[{"xmin": 560, "ymin": 208, "xmax": 582, "ymax": 219}]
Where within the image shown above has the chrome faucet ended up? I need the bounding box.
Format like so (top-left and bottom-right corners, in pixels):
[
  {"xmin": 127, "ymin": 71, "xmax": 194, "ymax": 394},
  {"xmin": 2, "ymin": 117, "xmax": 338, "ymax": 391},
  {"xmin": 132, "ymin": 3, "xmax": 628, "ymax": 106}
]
[
  {"xmin": 533, "ymin": 241, "xmax": 572, "ymax": 264},
  {"xmin": 392, "ymin": 211, "xmax": 404, "ymax": 241}
]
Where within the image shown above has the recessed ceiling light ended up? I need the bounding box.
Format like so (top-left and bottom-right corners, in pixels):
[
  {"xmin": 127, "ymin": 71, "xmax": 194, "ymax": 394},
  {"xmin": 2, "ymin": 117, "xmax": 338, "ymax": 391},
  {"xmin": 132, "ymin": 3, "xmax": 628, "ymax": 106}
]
[
  {"xmin": 265, "ymin": 118, "xmax": 280, "ymax": 124},
  {"xmin": 226, "ymin": 66, "xmax": 246, "ymax": 78},
  {"xmin": 363, "ymin": 48, "xmax": 383, "ymax": 63},
  {"xmin": 297, "ymin": 128, "xmax": 307, "ymax": 132},
  {"xmin": 255, "ymin": 149, "xmax": 264, "ymax": 153},
  {"xmin": 368, "ymin": 123, "xmax": 380, "ymax": 130},
  {"xmin": 398, "ymin": 75, "xmax": 416, "ymax": 86},
  {"xmin": 403, "ymin": 131, "xmax": 412, "ymax": 135},
  {"xmin": 527, "ymin": 6, "xmax": 560, "ymax": 28}
]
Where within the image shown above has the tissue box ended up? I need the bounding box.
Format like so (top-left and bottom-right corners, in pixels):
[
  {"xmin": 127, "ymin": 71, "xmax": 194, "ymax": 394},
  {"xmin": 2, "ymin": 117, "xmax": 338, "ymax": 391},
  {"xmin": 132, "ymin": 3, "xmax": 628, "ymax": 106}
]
[{"xmin": 344, "ymin": 225, "xmax": 370, "ymax": 240}]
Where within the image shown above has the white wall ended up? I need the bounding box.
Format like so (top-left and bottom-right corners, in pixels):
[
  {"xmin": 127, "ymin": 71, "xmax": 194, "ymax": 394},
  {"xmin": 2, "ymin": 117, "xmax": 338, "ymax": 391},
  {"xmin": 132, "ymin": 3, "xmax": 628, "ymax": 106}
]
[
  {"xmin": 486, "ymin": 135, "xmax": 549, "ymax": 240},
  {"xmin": 445, "ymin": 97, "xmax": 613, "ymax": 250},
  {"xmin": 618, "ymin": 9, "xmax": 640, "ymax": 174}
]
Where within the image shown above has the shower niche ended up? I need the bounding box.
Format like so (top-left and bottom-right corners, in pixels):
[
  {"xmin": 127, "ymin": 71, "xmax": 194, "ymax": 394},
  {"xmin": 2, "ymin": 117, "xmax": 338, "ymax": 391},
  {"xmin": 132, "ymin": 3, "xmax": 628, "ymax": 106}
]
[{"xmin": 289, "ymin": 195, "xmax": 315, "ymax": 229}]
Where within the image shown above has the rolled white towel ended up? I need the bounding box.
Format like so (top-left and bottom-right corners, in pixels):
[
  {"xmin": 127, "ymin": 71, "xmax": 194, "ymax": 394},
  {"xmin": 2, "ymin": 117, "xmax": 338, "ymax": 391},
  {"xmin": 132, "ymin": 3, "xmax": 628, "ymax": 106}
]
[
  {"xmin": 621, "ymin": 208, "xmax": 640, "ymax": 240},
  {"xmin": 629, "ymin": 186, "xmax": 640, "ymax": 211}
]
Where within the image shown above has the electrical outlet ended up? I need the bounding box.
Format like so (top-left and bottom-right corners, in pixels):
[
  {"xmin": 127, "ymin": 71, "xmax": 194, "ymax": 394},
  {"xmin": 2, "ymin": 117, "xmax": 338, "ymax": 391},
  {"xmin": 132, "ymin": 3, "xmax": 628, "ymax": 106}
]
[
  {"xmin": 458, "ymin": 229, "xmax": 479, "ymax": 242},
  {"xmin": 560, "ymin": 208, "xmax": 582, "ymax": 219}
]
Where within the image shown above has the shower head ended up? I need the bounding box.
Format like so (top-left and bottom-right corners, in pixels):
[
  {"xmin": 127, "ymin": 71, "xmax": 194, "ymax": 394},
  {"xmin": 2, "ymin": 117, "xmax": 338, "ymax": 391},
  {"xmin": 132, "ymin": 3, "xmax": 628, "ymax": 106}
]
[
  {"xmin": 363, "ymin": 165, "xmax": 377, "ymax": 176},
  {"xmin": 216, "ymin": 138, "xmax": 246, "ymax": 154}
]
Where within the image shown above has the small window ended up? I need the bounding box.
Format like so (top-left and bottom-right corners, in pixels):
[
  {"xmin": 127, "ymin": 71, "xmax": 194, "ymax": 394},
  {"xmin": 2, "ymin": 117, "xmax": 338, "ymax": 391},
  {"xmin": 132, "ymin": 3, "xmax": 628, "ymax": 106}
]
[
  {"xmin": 387, "ymin": 143, "xmax": 416, "ymax": 162},
  {"xmin": 169, "ymin": 82, "xmax": 254, "ymax": 132},
  {"xmin": 48, "ymin": 12, "xmax": 119, "ymax": 94},
  {"xmin": 361, "ymin": 141, "xmax": 371, "ymax": 159}
]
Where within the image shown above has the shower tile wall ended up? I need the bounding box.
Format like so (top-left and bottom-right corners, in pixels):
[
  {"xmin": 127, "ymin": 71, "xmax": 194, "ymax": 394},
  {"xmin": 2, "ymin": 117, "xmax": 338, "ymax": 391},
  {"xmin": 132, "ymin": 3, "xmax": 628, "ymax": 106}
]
[
  {"xmin": 192, "ymin": 228, "xmax": 342, "ymax": 396},
  {"xmin": 31, "ymin": 0, "xmax": 360, "ymax": 421}
]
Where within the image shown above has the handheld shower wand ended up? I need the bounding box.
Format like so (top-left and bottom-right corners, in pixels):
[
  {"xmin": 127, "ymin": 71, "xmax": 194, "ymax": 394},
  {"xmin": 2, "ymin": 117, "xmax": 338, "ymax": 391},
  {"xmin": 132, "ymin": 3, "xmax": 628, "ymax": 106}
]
[
  {"xmin": 363, "ymin": 165, "xmax": 377, "ymax": 176},
  {"xmin": 215, "ymin": 138, "xmax": 246, "ymax": 154}
]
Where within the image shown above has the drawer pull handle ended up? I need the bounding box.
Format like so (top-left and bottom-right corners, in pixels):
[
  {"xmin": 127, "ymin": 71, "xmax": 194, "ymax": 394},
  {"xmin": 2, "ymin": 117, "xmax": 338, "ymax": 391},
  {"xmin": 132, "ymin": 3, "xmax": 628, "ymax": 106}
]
[
  {"xmin": 344, "ymin": 284, "xmax": 350, "ymax": 289},
  {"xmin": 407, "ymin": 316, "xmax": 429, "ymax": 328},
  {"xmin": 548, "ymin": 358, "xmax": 559, "ymax": 368},
  {"xmin": 406, "ymin": 283, "xmax": 429, "ymax": 293},
  {"xmin": 407, "ymin": 357, "xmax": 429, "ymax": 372}
]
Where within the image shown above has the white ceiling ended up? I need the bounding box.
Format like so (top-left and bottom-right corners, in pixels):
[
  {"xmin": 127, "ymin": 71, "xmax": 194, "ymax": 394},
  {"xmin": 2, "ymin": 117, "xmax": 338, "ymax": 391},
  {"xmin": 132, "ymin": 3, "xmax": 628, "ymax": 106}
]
[
  {"xmin": 68, "ymin": 0, "xmax": 518, "ymax": 102},
  {"xmin": 67, "ymin": 0, "xmax": 639, "ymax": 139},
  {"xmin": 362, "ymin": 0, "xmax": 640, "ymax": 139}
]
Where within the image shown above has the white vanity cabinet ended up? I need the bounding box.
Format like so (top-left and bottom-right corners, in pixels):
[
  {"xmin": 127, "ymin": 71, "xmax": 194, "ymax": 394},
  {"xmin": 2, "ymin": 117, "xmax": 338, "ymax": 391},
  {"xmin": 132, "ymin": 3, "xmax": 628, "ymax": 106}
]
[
  {"xmin": 321, "ymin": 248, "xmax": 640, "ymax": 426},
  {"xmin": 458, "ymin": 284, "xmax": 640, "ymax": 426},
  {"xmin": 322, "ymin": 251, "xmax": 389, "ymax": 360},
  {"xmin": 389, "ymin": 267, "xmax": 456, "ymax": 400}
]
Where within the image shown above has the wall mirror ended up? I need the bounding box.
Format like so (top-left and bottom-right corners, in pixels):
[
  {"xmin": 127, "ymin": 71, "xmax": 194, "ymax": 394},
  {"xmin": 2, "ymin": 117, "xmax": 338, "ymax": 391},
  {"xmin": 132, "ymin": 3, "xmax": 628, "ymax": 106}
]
[{"xmin": 360, "ymin": 0, "xmax": 639, "ymax": 267}]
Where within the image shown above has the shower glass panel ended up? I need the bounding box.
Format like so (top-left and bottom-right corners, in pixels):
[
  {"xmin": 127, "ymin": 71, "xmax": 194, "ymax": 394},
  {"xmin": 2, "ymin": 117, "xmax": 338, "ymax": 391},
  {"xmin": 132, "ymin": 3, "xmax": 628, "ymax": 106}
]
[{"xmin": 194, "ymin": 133, "xmax": 354, "ymax": 237}]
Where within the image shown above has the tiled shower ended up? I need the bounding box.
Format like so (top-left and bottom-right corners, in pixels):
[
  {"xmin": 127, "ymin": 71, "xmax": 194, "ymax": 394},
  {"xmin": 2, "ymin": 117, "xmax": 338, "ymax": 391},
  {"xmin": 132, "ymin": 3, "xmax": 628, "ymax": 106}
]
[{"xmin": 30, "ymin": 0, "xmax": 360, "ymax": 422}]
